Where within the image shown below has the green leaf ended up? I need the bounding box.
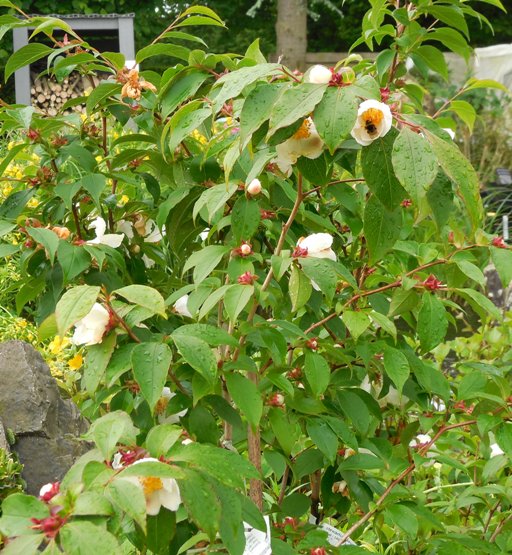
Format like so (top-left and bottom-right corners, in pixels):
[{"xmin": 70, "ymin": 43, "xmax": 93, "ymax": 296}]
[
  {"xmin": 56, "ymin": 285, "xmax": 100, "ymax": 336},
  {"xmin": 81, "ymin": 173, "xmax": 107, "ymax": 207},
  {"xmin": 5, "ymin": 43, "xmax": 53, "ymax": 81},
  {"xmin": 114, "ymin": 285, "xmax": 166, "ymax": 317},
  {"xmin": 83, "ymin": 333, "xmax": 116, "ymax": 393},
  {"xmin": 496, "ymin": 423, "xmax": 512, "ymax": 458},
  {"xmin": 456, "ymin": 288, "xmax": 501, "ymax": 321},
  {"xmin": 86, "ymin": 82, "xmax": 121, "ymax": 114},
  {"xmin": 0, "ymin": 243, "xmax": 19, "ymax": 257},
  {"xmin": 84, "ymin": 410, "xmax": 139, "ymax": 461},
  {"xmin": 336, "ymin": 390, "xmax": 371, "ymax": 434},
  {"xmin": 415, "ymin": 45, "xmax": 449, "ymax": 81},
  {"xmin": 136, "ymin": 43, "xmax": 190, "ymax": 64},
  {"xmin": 362, "ymin": 128, "xmax": 406, "ymax": 209},
  {"xmin": 342, "ymin": 310, "xmax": 371, "ymax": 340},
  {"xmin": 464, "ymin": 77, "xmax": 508, "ymax": 93},
  {"xmin": 386, "ymin": 504, "xmax": 418, "ymax": 537},
  {"xmin": 392, "ymin": 127, "xmax": 438, "ymax": 202},
  {"xmin": 172, "ymin": 324, "xmax": 238, "ymax": 347},
  {"xmin": 224, "ymin": 283, "xmax": 254, "ymax": 322},
  {"xmin": 164, "ymin": 101, "xmax": 211, "ymax": 153},
  {"xmin": 363, "ymin": 195, "xmax": 401, "ymax": 264},
  {"xmin": 177, "ymin": 468, "xmax": 221, "ymax": 540},
  {"xmin": 453, "ymin": 259, "xmax": 485, "ymax": 286},
  {"xmin": 417, "ymin": 292, "xmax": 448, "ymax": 352},
  {"xmin": 304, "ymin": 351, "xmax": 331, "ymax": 397},
  {"xmin": 231, "ymin": 197, "xmax": 261, "ymax": 243},
  {"xmin": 120, "ymin": 460, "xmax": 185, "ymax": 480},
  {"xmin": 0, "ymin": 493, "xmax": 48, "ymax": 537},
  {"xmin": 426, "ymin": 131, "xmax": 482, "ymax": 231},
  {"xmin": 171, "ymin": 333, "xmax": 217, "ymax": 383},
  {"xmin": 59, "ymin": 522, "xmax": 120, "ymax": 555},
  {"xmin": 0, "ymin": 535, "xmax": 42, "ymax": 555},
  {"xmin": 289, "ymin": 264, "xmax": 312, "ymax": 312},
  {"xmin": 57, "ymin": 241, "xmax": 91, "ymax": 282},
  {"xmin": 146, "ymin": 509, "xmax": 177, "ymax": 555},
  {"xmin": 161, "ymin": 70, "xmax": 209, "ymax": 118},
  {"xmin": 449, "ymin": 100, "xmax": 476, "ymax": 132},
  {"xmin": 183, "ymin": 245, "xmax": 229, "ymax": 284},
  {"xmin": 382, "ymin": 344, "xmax": 410, "ymax": 393},
  {"xmin": 107, "ymin": 479, "xmax": 147, "ymax": 533},
  {"xmin": 216, "ymin": 485, "xmax": 245, "ymax": 555},
  {"xmin": 146, "ymin": 424, "xmax": 183, "ymax": 458},
  {"xmin": 267, "ymin": 83, "xmax": 326, "ymax": 138},
  {"xmin": 314, "ymin": 85, "xmax": 358, "ymax": 153},
  {"xmin": 225, "ymin": 373, "xmax": 263, "ymax": 429},
  {"xmin": 427, "ymin": 28, "xmax": 471, "ymax": 62},
  {"xmin": 212, "ymin": 63, "xmax": 281, "ymax": 112},
  {"xmin": 240, "ymin": 82, "xmax": 284, "ymax": 148},
  {"xmin": 458, "ymin": 371, "xmax": 486, "ymax": 401},
  {"xmin": 490, "ymin": 246, "xmax": 512, "ymax": 286},
  {"xmin": 193, "ymin": 182, "xmax": 238, "ymax": 223},
  {"xmin": 25, "ymin": 227, "xmax": 56, "ymax": 265},
  {"xmin": 427, "ymin": 172, "xmax": 454, "ymax": 230},
  {"xmin": 307, "ymin": 419, "xmax": 338, "ymax": 463},
  {"xmin": 132, "ymin": 343, "xmax": 173, "ymax": 412},
  {"xmin": 300, "ymin": 257, "xmax": 337, "ymax": 302},
  {"xmin": 0, "ymin": 189, "xmax": 35, "ymax": 219}
]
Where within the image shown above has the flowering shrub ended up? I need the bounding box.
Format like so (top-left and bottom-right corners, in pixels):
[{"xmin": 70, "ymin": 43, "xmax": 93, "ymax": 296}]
[{"xmin": 0, "ymin": 1, "xmax": 512, "ymax": 554}]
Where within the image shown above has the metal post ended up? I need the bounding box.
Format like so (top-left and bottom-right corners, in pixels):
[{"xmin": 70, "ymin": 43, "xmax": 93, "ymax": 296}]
[
  {"xmin": 118, "ymin": 17, "xmax": 136, "ymax": 66},
  {"xmin": 12, "ymin": 27, "xmax": 31, "ymax": 105}
]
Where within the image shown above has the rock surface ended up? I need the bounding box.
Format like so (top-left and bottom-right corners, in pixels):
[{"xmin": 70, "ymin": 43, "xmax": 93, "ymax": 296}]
[
  {"xmin": 0, "ymin": 419, "xmax": 8, "ymax": 453},
  {"xmin": 0, "ymin": 341, "xmax": 88, "ymax": 494}
]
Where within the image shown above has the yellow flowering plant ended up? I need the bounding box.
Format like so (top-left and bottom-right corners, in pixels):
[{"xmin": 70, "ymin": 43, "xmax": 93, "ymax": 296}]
[{"xmin": 1, "ymin": 1, "xmax": 512, "ymax": 554}]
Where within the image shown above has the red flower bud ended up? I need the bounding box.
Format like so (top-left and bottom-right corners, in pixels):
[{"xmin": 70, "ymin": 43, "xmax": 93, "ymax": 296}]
[
  {"xmin": 31, "ymin": 514, "xmax": 66, "ymax": 539},
  {"xmin": 237, "ymin": 271, "xmax": 258, "ymax": 285},
  {"xmin": 401, "ymin": 198, "xmax": 412, "ymax": 208},
  {"xmin": 422, "ymin": 274, "xmax": 443, "ymax": 291},
  {"xmin": 311, "ymin": 548, "xmax": 326, "ymax": 555},
  {"xmin": 306, "ymin": 337, "xmax": 318, "ymax": 351},
  {"xmin": 268, "ymin": 393, "xmax": 285, "ymax": 407},
  {"xmin": 492, "ymin": 236, "xmax": 507, "ymax": 248}
]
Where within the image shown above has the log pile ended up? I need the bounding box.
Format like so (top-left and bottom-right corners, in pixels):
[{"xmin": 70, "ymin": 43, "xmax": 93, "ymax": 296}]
[{"xmin": 30, "ymin": 73, "xmax": 92, "ymax": 115}]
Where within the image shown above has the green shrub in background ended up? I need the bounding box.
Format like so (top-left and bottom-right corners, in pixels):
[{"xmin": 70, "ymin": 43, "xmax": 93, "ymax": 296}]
[{"xmin": 0, "ymin": 1, "xmax": 512, "ymax": 554}]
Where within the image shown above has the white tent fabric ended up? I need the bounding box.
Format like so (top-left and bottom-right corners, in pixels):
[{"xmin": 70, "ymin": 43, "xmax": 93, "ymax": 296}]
[{"xmin": 474, "ymin": 44, "xmax": 512, "ymax": 89}]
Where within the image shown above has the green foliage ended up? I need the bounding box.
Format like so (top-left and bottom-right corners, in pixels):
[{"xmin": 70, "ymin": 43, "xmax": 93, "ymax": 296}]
[{"xmin": 0, "ymin": 2, "xmax": 511, "ymax": 554}]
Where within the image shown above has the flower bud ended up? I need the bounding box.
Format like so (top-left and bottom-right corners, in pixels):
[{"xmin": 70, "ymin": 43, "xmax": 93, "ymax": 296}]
[
  {"xmin": 246, "ymin": 178, "xmax": 262, "ymax": 195},
  {"xmin": 240, "ymin": 242, "xmax": 252, "ymax": 256},
  {"xmin": 268, "ymin": 393, "xmax": 285, "ymax": 407},
  {"xmin": 306, "ymin": 64, "xmax": 332, "ymax": 85}
]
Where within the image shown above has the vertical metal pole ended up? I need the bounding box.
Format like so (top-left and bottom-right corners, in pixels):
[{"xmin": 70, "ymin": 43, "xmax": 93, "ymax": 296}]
[
  {"xmin": 12, "ymin": 27, "xmax": 31, "ymax": 105},
  {"xmin": 503, "ymin": 215, "xmax": 509, "ymax": 242},
  {"xmin": 118, "ymin": 17, "xmax": 135, "ymax": 66}
]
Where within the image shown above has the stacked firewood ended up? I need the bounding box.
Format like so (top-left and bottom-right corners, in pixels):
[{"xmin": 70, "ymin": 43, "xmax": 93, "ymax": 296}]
[{"xmin": 30, "ymin": 73, "xmax": 90, "ymax": 115}]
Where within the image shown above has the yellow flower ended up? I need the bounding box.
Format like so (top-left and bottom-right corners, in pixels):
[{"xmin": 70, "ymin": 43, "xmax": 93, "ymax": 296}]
[
  {"xmin": 68, "ymin": 353, "xmax": 83, "ymax": 370},
  {"xmin": 191, "ymin": 129, "xmax": 207, "ymax": 145},
  {"xmin": 95, "ymin": 155, "xmax": 103, "ymax": 163},
  {"xmin": 118, "ymin": 194, "xmax": 130, "ymax": 206},
  {"xmin": 48, "ymin": 336, "xmax": 70, "ymax": 355},
  {"xmin": 27, "ymin": 198, "xmax": 39, "ymax": 208},
  {"xmin": 31, "ymin": 153, "xmax": 40, "ymax": 163},
  {"xmin": 2, "ymin": 184, "xmax": 13, "ymax": 196},
  {"xmin": 17, "ymin": 318, "xmax": 27, "ymax": 328},
  {"xmin": 80, "ymin": 113, "xmax": 87, "ymax": 122},
  {"xmin": 7, "ymin": 141, "xmax": 19, "ymax": 151}
]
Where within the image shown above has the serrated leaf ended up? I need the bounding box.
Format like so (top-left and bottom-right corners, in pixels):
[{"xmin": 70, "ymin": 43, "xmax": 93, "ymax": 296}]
[
  {"xmin": 417, "ymin": 292, "xmax": 448, "ymax": 352},
  {"xmin": 224, "ymin": 283, "xmax": 254, "ymax": 322},
  {"xmin": 364, "ymin": 196, "xmax": 401, "ymax": 264},
  {"xmin": 114, "ymin": 285, "xmax": 166, "ymax": 317},
  {"xmin": 314, "ymin": 85, "xmax": 358, "ymax": 152},
  {"xmin": 225, "ymin": 373, "xmax": 262, "ymax": 429},
  {"xmin": 362, "ymin": 128, "xmax": 406, "ymax": 209},
  {"xmin": 383, "ymin": 344, "xmax": 410, "ymax": 393},
  {"xmin": 132, "ymin": 343, "xmax": 173, "ymax": 412},
  {"xmin": 171, "ymin": 333, "xmax": 217, "ymax": 383},
  {"xmin": 342, "ymin": 310, "xmax": 371, "ymax": 340},
  {"xmin": 392, "ymin": 127, "xmax": 438, "ymax": 202},
  {"xmin": 304, "ymin": 352, "xmax": 331, "ymax": 397},
  {"xmin": 56, "ymin": 285, "xmax": 100, "ymax": 336}
]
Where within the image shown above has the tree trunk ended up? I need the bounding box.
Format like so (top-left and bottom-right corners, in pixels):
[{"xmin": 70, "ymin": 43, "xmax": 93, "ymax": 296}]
[{"xmin": 276, "ymin": 0, "xmax": 307, "ymax": 71}]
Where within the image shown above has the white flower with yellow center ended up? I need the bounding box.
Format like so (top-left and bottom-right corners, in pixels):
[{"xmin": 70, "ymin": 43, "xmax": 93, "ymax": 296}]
[
  {"xmin": 296, "ymin": 233, "xmax": 336, "ymax": 261},
  {"xmin": 123, "ymin": 457, "xmax": 181, "ymax": 515},
  {"xmin": 87, "ymin": 217, "xmax": 125, "ymax": 248},
  {"xmin": 351, "ymin": 99, "xmax": 393, "ymax": 146},
  {"xmin": 275, "ymin": 118, "xmax": 324, "ymax": 176},
  {"xmin": 155, "ymin": 387, "xmax": 188, "ymax": 424},
  {"xmin": 305, "ymin": 64, "xmax": 332, "ymax": 85},
  {"xmin": 173, "ymin": 295, "xmax": 192, "ymax": 318},
  {"xmin": 71, "ymin": 303, "xmax": 110, "ymax": 346}
]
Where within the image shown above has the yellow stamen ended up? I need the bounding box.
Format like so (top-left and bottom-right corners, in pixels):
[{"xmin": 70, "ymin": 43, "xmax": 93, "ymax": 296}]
[
  {"xmin": 155, "ymin": 396, "xmax": 169, "ymax": 415},
  {"xmin": 140, "ymin": 476, "xmax": 163, "ymax": 496},
  {"xmin": 68, "ymin": 353, "xmax": 83, "ymax": 370},
  {"xmin": 293, "ymin": 120, "xmax": 312, "ymax": 140},
  {"xmin": 362, "ymin": 108, "xmax": 384, "ymax": 126}
]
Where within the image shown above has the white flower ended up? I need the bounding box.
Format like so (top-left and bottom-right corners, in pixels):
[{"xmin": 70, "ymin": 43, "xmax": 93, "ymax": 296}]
[
  {"xmin": 71, "ymin": 303, "xmax": 110, "ymax": 346},
  {"xmin": 305, "ymin": 64, "xmax": 332, "ymax": 85},
  {"xmin": 246, "ymin": 178, "xmax": 262, "ymax": 195},
  {"xmin": 156, "ymin": 387, "xmax": 188, "ymax": 424},
  {"xmin": 142, "ymin": 254, "xmax": 155, "ymax": 269},
  {"xmin": 379, "ymin": 386, "xmax": 409, "ymax": 408},
  {"xmin": 442, "ymin": 128, "xmax": 455, "ymax": 140},
  {"xmin": 112, "ymin": 452, "xmax": 123, "ymax": 470},
  {"xmin": 199, "ymin": 228, "xmax": 210, "ymax": 241},
  {"xmin": 409, "ymin": 434, "xmax": 436, "ymax": 462},
  {"xmin": 123, "ymin": 457, "xmax": 181, "ymax": 515},
  {"xmin": 275, "ymin": 118, "xmax": 324, "ymax": 176},
  {"xmin": 490, "ymin": 443, "xmax": 505, "ymax": 458},
  {"xmin": 143, "ymin": 219, "xmax": 163, "ymax": 243},
  {"xmin": 351, "ymin": 99, "xmax": 393, "ymax": 146},
  {"xmin": 87, "ymin": 217, "xmax": 125, "ymax": 248},
  {"xmin": 431, "ymin": 397, "xmax": 446, "ymax": 412},
  {"xmin": 296, "ymin": 233, "xmax": 336, "ymax": 261},
  {"xmin": 116, "ymin": 219, "xmax": 135, "ymax": 240},
  {"xmin": 173, "ymin": 294, "xmax": 192, "ymax": 318}
]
